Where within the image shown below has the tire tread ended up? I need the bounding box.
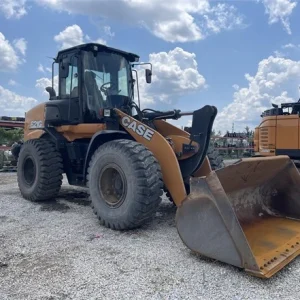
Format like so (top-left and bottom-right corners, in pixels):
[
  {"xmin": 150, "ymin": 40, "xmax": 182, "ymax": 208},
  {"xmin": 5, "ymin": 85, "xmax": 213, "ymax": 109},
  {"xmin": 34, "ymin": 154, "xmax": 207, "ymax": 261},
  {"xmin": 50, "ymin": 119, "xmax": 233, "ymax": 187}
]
[
  {"xmin": 17, "ymin": 139, "xmax": 63, "ymax": 201},
  {"xmin": 87, "ymin": 139, "xmax": 163, "ymax": 230}
]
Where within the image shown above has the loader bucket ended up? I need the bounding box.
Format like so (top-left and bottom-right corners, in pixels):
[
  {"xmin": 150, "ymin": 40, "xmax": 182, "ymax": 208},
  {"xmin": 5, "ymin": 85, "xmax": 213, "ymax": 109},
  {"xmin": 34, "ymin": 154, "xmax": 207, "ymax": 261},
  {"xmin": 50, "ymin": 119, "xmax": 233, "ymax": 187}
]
[{"xmin": 176, "ymin": 156, "xmax": 300, "ymax": 278}]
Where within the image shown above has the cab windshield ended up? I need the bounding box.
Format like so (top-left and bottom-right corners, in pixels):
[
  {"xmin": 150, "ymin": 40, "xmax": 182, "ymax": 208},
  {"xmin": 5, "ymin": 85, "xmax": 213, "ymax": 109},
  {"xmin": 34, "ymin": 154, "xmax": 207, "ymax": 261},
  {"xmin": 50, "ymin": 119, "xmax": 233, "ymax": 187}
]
[{"xmin": 82, "ymin": 50, "xmax": 133, "ymax": 110}]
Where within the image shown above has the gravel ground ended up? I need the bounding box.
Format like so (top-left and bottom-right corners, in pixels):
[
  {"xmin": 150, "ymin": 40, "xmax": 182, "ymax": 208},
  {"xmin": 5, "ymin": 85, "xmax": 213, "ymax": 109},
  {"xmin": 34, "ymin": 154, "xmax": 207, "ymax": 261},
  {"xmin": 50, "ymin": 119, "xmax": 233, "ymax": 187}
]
[{"xmin": 1, "ymin": 173, "xmax": 300, "ymax": 300}]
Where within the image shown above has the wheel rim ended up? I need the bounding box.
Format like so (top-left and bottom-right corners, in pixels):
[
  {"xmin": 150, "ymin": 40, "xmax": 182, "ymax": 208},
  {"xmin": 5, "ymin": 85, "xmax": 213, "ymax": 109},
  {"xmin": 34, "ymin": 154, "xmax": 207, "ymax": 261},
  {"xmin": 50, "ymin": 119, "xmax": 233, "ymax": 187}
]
[
  {"xmin": 23, "ymin": 156, "xmax": 36, "ymax": 186},
  {"xmin": 99, "ymin": 163, "xmax": 127, "ymax": 208}
]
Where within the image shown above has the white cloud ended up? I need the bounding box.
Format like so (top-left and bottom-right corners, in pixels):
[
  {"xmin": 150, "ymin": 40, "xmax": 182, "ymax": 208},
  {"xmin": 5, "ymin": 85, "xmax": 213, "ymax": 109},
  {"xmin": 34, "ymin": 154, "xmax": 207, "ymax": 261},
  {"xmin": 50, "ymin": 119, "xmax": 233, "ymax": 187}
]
[
  {"xmin": 85, "ymin": 35, "xmax": 107, "ymax": 45},
  {"xmin": 274, "ymin": 43, "xmax": 300, "ymax": 58},
  {"xmin": 214, "ymin": 56, "xmax": 300, "ymax": 132},
  {"xmin": 37, "ymin": 0, "xmax": 245, "ymax": 43},
  {"xmin": 282, "ymin": 43, "xmax": 298, "ymax": 49},
  {"xmin": 38, "ymin": 63, "xmax": 52, "ymax": 73},
  {"xmin": 8, "ymin": 79, "xmax": 17, "ymax": 86},
  {"xmin": 104, "ymin": 26, "xmax": 115, "ymax": 37},
  {"xmin": 54, "ymin": 24, "xmax": 107, "ymax": 49},
  {"xmin": 186, "ymin": 119, "xmax": 192, "ymax": 127},
  {"xmin": 54, "ymin": 24, "xmax": 84, "ymax": 49},
  {"xmin": 3, "ymin": 1, "xmax": 297, "ymax": 42},
  {"xmin": 13, "ymin": 38, "xmax": 27, "ymax": 56},
  {"xmin": 135, "ymin": 47, "xmax": 206, "ymax": 107},
  {"xmin": 260, "ymin": 0, "xmax": 297, "ymax": 34},
  {"xmin": 200, "ymin": 3, "xmax": 245, "ymax": 35},
  {"xmin": 38, "ymin": 63, "xmax": 45, "ymax": 73},
  {"xmin": 0, "ymin": 85, "xmax": 37, "ymax": 116},
  {"xmin": 273, "ymin": 50, "xmax": 286, "ymax": 58},
  {"xmin": 94, "ymin": 38, "xmax": 107, "ymax": 45},
  {"xmin": 0, "ymin": 32, "xmax": 26, "ymax": 72},
  {"xmin": 0, "ymin": 0, "xmax": 27, "ymax": 19}
]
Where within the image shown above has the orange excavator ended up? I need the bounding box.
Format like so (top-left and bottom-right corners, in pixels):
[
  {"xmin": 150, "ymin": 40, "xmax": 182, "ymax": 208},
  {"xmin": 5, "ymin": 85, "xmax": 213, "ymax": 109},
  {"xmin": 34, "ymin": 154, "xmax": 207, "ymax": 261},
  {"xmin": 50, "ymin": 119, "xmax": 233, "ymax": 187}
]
[{"xmin": 254, "ymin": 99, "xmax": 300, "ymax": 165}]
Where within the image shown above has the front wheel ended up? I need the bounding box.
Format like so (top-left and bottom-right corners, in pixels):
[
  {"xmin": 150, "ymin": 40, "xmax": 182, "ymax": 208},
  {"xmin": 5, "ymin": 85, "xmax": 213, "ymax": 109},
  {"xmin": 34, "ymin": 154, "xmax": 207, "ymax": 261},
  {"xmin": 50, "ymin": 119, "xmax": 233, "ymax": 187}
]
[{"xmin": 87, "ymin": 139, "xmax": 163, "ymax": 230}]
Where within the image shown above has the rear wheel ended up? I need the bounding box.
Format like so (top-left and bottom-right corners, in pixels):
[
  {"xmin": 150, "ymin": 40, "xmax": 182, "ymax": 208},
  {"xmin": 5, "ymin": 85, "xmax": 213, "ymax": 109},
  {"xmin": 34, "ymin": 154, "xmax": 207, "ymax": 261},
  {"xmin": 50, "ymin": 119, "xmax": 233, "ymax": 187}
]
[
  {"xmin": 17, "ymin": 139, "xmax": 63, "ymax": 201},
  {"xmin": 87, "ymin": 139, "xmax": 163, "ymax": 230}
]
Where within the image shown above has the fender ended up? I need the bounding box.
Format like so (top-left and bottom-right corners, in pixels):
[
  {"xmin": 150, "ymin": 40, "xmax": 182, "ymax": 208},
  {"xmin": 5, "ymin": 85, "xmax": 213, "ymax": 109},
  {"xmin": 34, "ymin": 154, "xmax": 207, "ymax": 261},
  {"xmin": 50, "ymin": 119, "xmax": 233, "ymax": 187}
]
[{"xmin": 83, "ymin": 130, "xmax": 131, "ymax": 182}]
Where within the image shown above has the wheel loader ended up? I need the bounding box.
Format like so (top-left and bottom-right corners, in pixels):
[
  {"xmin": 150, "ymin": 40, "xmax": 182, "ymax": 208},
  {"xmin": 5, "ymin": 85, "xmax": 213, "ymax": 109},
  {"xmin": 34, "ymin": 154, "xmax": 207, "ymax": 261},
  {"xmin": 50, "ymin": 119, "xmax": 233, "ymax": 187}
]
[{"xmin": 13, "ymin": 43, "xmax": 300, "ymax": 279}]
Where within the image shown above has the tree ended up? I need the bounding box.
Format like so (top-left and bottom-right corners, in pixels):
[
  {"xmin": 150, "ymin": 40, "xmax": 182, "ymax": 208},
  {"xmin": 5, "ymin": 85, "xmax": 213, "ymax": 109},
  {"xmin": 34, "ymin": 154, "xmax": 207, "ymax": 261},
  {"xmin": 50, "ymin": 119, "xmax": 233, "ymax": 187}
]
[
  {"xmin": 211, "ymin": 129, "xmax": 216, "ymax": 137},
  {"xmin": 244, "ymin": 126, "xmax": 250, "ymax": 137},
  {"xmin": 249, "ymin": 130, "xmax": 254, "ymax": 138},
  {"xmin": 0, "ymin": 128, "xmax": 24, "ymax": 146}
]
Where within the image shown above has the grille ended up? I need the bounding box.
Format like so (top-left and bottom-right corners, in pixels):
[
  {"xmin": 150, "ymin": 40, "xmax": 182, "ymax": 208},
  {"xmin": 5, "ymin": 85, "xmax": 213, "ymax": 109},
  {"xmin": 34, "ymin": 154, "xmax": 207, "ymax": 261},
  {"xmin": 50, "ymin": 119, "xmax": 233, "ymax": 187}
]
[{"xmin": 260, "ymin": 128, "xmax": 269, "ymax": 148}]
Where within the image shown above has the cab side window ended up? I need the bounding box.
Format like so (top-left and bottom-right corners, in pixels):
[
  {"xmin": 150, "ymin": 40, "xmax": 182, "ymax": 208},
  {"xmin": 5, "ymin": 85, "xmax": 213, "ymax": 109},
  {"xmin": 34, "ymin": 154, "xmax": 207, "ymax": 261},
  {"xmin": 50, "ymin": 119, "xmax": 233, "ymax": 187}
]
[{"xmin": 60, "ymin": 56, "xmax": 78, "ymax": 98}]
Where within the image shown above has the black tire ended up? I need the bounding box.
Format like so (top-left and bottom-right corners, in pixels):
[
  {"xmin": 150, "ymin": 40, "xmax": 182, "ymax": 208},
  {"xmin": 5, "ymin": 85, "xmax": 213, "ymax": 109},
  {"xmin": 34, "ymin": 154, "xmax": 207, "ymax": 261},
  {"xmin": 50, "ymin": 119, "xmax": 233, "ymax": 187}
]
[
  {"xmin": 164, "ymin": 181, "xmax": 190, "ymax": 205},
  {"xmin": 17, "ymin": 139, "xmax": 63, "ymax": 201},
  {"xmin": 207, "ymin": 146, "xmax": 225, "ymax": 170},
  {"xmin": 87, "ymin": 139, "xmax": 163, "ymax": 230}
]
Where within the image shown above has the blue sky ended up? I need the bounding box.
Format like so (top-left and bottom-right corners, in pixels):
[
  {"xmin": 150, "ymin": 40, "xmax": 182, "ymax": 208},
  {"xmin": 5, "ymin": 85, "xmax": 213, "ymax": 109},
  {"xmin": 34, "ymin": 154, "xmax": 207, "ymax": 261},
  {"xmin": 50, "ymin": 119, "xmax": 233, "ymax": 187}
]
[{"xmin": 0, "ymin": 0, "xmax": 300, "ymax": 133}]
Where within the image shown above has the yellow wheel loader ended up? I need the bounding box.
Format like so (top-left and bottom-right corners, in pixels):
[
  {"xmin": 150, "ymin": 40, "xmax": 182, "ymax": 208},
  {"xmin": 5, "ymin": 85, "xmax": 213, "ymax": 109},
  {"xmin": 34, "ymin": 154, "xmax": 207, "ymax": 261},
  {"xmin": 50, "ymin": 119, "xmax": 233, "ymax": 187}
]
[{"xmin": 13, "ymin": 43, "xmax": 300, "ymax": 279}]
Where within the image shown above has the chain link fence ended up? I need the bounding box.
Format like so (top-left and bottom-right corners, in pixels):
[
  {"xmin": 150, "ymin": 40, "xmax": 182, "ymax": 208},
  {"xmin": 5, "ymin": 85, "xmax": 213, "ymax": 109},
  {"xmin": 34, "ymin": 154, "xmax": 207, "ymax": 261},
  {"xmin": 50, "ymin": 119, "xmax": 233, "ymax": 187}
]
[{"xmin": 210, "ymin": 136, "xmax": 254, "ymax": 159}]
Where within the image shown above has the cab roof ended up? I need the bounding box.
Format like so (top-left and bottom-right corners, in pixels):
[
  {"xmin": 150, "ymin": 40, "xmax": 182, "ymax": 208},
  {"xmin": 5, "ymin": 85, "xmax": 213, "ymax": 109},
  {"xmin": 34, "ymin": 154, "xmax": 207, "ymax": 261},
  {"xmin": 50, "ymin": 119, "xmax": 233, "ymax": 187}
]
[{"xmin": 55, "ymin": 43, "xmax": 140, "ymax": 63}]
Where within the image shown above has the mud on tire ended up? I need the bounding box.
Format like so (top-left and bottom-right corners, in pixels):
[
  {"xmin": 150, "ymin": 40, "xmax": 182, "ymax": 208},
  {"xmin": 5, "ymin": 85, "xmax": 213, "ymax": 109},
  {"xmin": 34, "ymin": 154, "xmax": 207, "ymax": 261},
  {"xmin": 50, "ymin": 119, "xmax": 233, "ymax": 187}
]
[
  {"xmin": 87, "ymin": 139, "xmax": 163, "ymax": 230},
  {"xmin": 17, "ymin": 139, "xmax": 63, "ymax": 201}
]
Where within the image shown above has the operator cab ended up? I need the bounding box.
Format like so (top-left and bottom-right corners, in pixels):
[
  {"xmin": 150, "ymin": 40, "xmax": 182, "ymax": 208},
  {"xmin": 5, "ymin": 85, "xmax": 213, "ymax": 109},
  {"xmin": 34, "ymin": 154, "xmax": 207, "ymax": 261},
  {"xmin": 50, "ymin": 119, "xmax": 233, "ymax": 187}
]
[
  {"xmin": 44, "ymin": 43, "xmax": 152, "ymax": 127},
  {"xmin": 261, "ymin": 100, "xmax": 300, "ymax": 117}
]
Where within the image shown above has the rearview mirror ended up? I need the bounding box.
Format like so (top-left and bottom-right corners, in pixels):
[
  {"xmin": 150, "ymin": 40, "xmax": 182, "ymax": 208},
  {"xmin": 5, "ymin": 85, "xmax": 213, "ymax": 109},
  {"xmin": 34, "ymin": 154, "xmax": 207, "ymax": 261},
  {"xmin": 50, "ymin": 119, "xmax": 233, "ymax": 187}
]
[
  {"xmin": 45, "ymin": 86, "xmax": 56, "ymax": 100},
  {"xmin": 145, "ymin": 69, "xmax": 152, "ymax": 84}
]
